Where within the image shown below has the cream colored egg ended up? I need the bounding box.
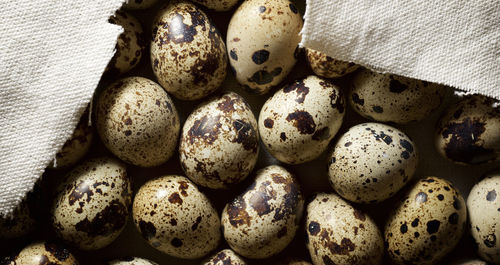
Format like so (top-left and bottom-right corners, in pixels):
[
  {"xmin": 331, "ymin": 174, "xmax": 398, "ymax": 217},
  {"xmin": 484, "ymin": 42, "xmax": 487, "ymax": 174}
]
[
  {"xmin": 349, "ymin": 68, "xmax": 446, "ymax": 124},
  {"xmin": 227, "ymin": 0, "xmax": 302, "ymax": 94},
  {"xmin": 452, "ymin": 260, "xmax": 489, "ymax": 265},
  {"xmin": 328, "ymin": 122, "xmax": 418, "ymax": 203},
  {"xmin": 467, "ymin": 170, "xmax": 500, "ymax": 263},
  {"xmin": 435, "ymin": 95, "xmax": 500, "ymax": 165},
  {"xmin": 192, "ymin": 0, "xmax": 239, "ymax": 11},
  {"xmin": 179, "ymin": 92, "xmax": 259, "ymax": 189},
  {"xmin": 51, "ymin": 157, "xmax": 131, "ymax": 250},
  {"xmin": 132, "ymin": 175, "xmax": 220, "ymax": 259},
  {"xmin": 385, "ymin": 176, "xmax": 467, "ymax": 265},
  {"xmin": 0, "ymin": 199, "xmax": 35, "ymax": 239},
  {"xmin": 107, "ymin": 257, "xmax": 158, "ymax": 265},
  {"xmin": 279, "ymin": 258, "xmax": 313, "ymax": 265},
  {"xmin": 204, "ymin": 249, "xmax": 247, "ymax": 265},
  {"xmin": 305, "ymin": 48, "xmax": 359, "ymax": 78},
  {"xmin": 11, "ymin": 241, "xmax": 79, "ymax": 265},
  {"xmin": 151, "ymin": 1, "xmax": 227, "ymax": 100},
  {"xmin": 306, "ymin": 193, "xmax": 384, "ymax": 265},
  {"xmin": 259, "ymin": 75, "xmax": 345, "ymax": 164},
  {"xmin": 96, "ymin": 76, "xmax": 180, "ymax": 167},
  {"xmin": 221, "ymin": 165, "xmax": 304, "ymax": 259},
  {"xmin": 123, "ymin": 0, "xmax": 158, "ymax": 10},
  {"xmin": 106, "ymin": 11, "xmax": 145, "ymax": 76}
]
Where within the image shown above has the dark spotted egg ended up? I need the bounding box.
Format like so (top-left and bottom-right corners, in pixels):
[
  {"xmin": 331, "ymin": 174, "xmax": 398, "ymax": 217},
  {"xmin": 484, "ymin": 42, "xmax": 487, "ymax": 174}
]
[
  {"xmin": 467, "ymin": 170, "xmax": 500, "ymax": 263},
  {"xmin": 9, "ymin": 241, "xmax": 79, "ymax": 265},
  {"xmin": 123, "ymin": 0, "xmax": 158, "ymax": 10},
  {"xmin": 106, "ymin": 11, "xmax": 145, "ymax": 76},
  {"xmin": 328, "ymin": 122, "xmax": 418, "ymax": 203},
  {"xmin": 306, "ymin": 193, "xmax": 384, "ymax": 265},
  {"xmin": 179, "ymin": 92, "xmax": 259, "ymax": 189},
  {"xmin": 96, "ymin": 76, "xmax": 180, "ymax": 167},
  {"xmin": 151, "ymin": 1, "xmax": 227, "ymax": 100},
  {"xmin": 452, "ymin": 260, "xmax": 489, "ymax": 265},
  {"xmin": 132, "ymin": 175, "xmax": 220, "ymax": 259},
  {"xmin": 227, "ymin": 0, "xmax": 303, "ymax": 94},
  {"xmin": 0, "ymin": 199, "xmax": 35, "ymax": 239},
  {"xmin": 221, "ymin": 165, "xmax": 304, "ymax": 259},
  {"xmin": 349, "ymin": 68, "xmax": 447, "ymax": 124},
  {"xmin": 305, "ymin": 48, "xmax": 360, "ymax": 79},
  {"xmin": 259, "ymin": 75, "xmax": 345, "ymax": 164},
  {"xmin": 278, "ymin": 259, "xmax": 312, "ymax": 265},
  {"xmin": 51, "ymin": 157, "xmax": 131, "ymax": 250},
  {"xmin": 192, "ymin": 0, "xmax": 239, "ymax": 11},
  {"xmin": 385, "ymin": 177, "xmax": 467, "ymax": 265},
  {"xmin": 203, "ymin": 249, "xmax": 247, "ymax": 265},
  {"xmin": 106, "ymin": 257, "xmax": 158, "ymax": 265},
  {"xmin": 435, "ymin": 94, "xmax": 500, "ymax": 165}
]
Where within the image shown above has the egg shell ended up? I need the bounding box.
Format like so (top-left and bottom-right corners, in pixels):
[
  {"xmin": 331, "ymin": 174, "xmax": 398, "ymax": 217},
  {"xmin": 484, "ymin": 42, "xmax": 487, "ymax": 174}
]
[
  {"xmin": 384, "ymin": 176, "xmax": 467, "ymax": 265},
  {"xmin": 452, "ymin": 260, "xmax": 489, "ymax": 265},
  {"xmin": 12, "ymin": 241, "xmax": 79, "ymax": 265},
  {"xmin": 259, "ymin": 75, "xmax": 345, "ymax": 164},
  {"xmin": 106, "ymin": 11, "xmax": 145, "ymax": 76},
  {"xmin": 51, "ymin": 157, "xmax": 131, "ymax": 250},
  {"xmin": 278, "ymin": 258, "xmax": 313, "ymax": 265},
  {"xmin": 467, "ymin": 170, "xmax": 500, "ymax": 263},
  {"xmin": 306, "ymin": 193, "xmax": 384, "ymax": 265},
  {"xmin": 221, "ymin": 165, "xmax": 304, "ymax": 259},
  {"xmin": 179, "ymin": 92, "xmax": 259, "ymax": 189},
  {"xmin": 191, "ymin": 0, "xmax": 239, "ymax": 11},
  {"xmin": 132, "ymin": 175, "xmax": 220, "ymax": 259},
  {"xmin": 96, "ymin": 76, "xmax": 180, "ymax": 167},
  {"xmin": 203, "ymin": 249, "xmax": 247, "ymax": 265},
  {"xmin": 0, "ymin": 199, "xmax": 35, "ymax": 239},
  {"xmin": 50, "ymin": 107, "xmax": 93, "ymax": 169},
  {"xmin": 123, "ymin": 0, "xmax": 159, "ymax": 10},
  {"xmin": 151, "ymin": 1, "xmax": 227, "ymax": 100},
  {"xmin": 305, "ymin": 48, "xmax": 359, "ymax": 79},
  {"xmin": 107, "ymin": 257, "xmax": 158, "ymax": 265},
  {"xmin": 328, "ymin": 122, "xmax": 418, "ymax": 203},
  {"xmin": 349, "ymin": 68, "xmax": 446, "ymax": 124},
  {"xmin": 226, "ymin": 0, "xmax": 302, "ymax": 94},
  {"xmin": 435, "ymin": 95, "xmax": 500, "ymax": 165}
]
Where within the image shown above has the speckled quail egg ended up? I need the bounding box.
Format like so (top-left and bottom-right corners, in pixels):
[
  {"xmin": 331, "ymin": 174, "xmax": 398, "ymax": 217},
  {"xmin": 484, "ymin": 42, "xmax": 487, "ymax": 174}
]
[
  {"xmin": 50, "ymin": 107, "xmax": 93, "ymax": 169},
  {"xmin": 0, "ymin": 199, "xmax": 35, "ymax": 239},
  {"xmin": 132, "ymin": 175, "xmax": 220, "ymax": 259},
  {"xmin": 278, "ymin": 258, "xmax": 312, "ymax": 265},
  {"xmin": 435, "ymin": 94, "xmax": 500, "ymax": 165},
  {"xmin": 204, "ymin": 249, "xmax": 247, "ymax": 265},
  {"xmin": 221, "ymin": 165, "xmax": 304, "ymax": 259},
  {"xmin": 106, "ymin": 257, "xmax": 158, "ymax": 265},
  {"xmin": 123, "ymin": 0, "xmax": 158, "ymax": 10},
  {"xmin": 328, "ymin": 122, "xmax": 418, "ymax": 203},
  {"xmin": 179, "ymin": 92, "xmax": 259, "ymax": 189},
  {"xmin": 227, "ymin": 0, "xmax": 303, "ymax": 94},
  {"xmin": 452, "ymin": 260, "xmax": 489, "ymax": 265},
  {"xmin": 467, "ymin": 170, "xmax": 500, "ymax": 263},
  {"xmin": 306, "ymin": 193, "xmax": 384, "ymax": 265},
  {"xmin": 96, "ymin": 76, "xmax": 180, "ymax": 167},
  {"xmin": 51, "ymin": 157, "xmax": 131, "ymax": 250},
  {"xmin": 385, "ymin": 176, "xmax": 467, "ymax": 265},
  {"xmin": 10, "ymin": 241, "xmax": 79, "ymax": 265},
  {"xmin": 305, "ymin": 48, "xmax": 359, "ymax": 79},
  {"xmin": 151, "ymin": 1, "xmax": 227, "ymax": 100},
  {"xmin": 259, "ymin": 75, "xmax": 345, "ymax": 164},
  {"xmin": 349, "ymin": 68, "xmax": 446, "ymax": 124},
  {"xmin": 191, "ymin": 0, "xmax": 239, "ymax": 11},
  {"xmin": 106, "ymin": 11, "xmax": 145, "ymax": 76}
]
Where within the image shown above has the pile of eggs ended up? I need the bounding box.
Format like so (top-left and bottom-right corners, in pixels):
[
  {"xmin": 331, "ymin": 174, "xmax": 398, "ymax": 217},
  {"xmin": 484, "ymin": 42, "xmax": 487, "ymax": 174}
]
[{"xmin": 1, "ymin": 0, "xmax": 499, "ymax": 264}]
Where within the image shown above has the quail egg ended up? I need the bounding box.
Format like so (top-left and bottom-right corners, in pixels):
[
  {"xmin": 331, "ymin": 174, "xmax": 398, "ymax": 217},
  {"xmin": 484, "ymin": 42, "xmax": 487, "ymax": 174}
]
[
  {"xmin": 123, "ymin": 0, "xmax": 158, "ymax": 10},
  {"xmin": 10, "ymin": 241, "xmax": 79, "ymax": 265},
  {"xmin": 192, "ymin": 0, "xmax": 239, "ymax": 11},
  {"xmin": 204, "ymin": 249, "xmax": 247, "ymax": 265},
  {"xmin": 435, "ymin": 94, "xmax": 500, "ymax": 165},
  {"xmin": 467, "ymin": 170, "xmax": 500, "ymax": 263},
  {"xmin": 151, "ymin": 1, "xmax": 227, "ymax": 100},
  {"xmin": 385, "ymin": 176, "xmax": 467, "ymax": 265},
  {"xmin": 227, "ymin": 0, "xmax": 303, "ymax": 94},
  {"xmin": 328, "ymin": 122, "xmax": 418, "ymax": 203},
  {"xmin": 106, "ymin": 11, "xmax": 145, "ymax": 76},
  {"xmin": 96, "ymin": 76, "xmax": 180, "ymax": 167},
  {"xmin": 306, "ymin": 193, "xmax": 384, "ymax": 265},
  {"xmin": 179, "ymin": 92, "xmax": 259, "ymax": 189},
  {"xmin": 305, "ymin": 48, "xmax": 359, "ymax": 78},
  {"xmin": 132, "ymin": 175, "xmax": 220, "ymax": 259},
  {"xmin": 349, "ymin": 68, "xmax": 446, "ymax": 124},
  {"xmin": 51, "ymin": 157, "xmax": 131, "ymax": 250},
  {"xmin": 259, "ymin": 75, "xmax": 345, "ymax": 164},
  {"xmin": 106, "ymin": 257, "xmax": 158, "ymax": 265},
  {"xmin": 221, "ymin": 165, "xmax": 304, "ymax": 259}
]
